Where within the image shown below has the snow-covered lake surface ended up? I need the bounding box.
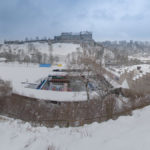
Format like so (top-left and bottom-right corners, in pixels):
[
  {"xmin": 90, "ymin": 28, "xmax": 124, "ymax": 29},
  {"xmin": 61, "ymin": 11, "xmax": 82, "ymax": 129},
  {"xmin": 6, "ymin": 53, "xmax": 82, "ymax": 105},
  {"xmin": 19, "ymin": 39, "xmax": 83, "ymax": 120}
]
[
  {"xmin": 1, "ymin": 105, "xmax": 150, "ymax": 150},
  {"xmin": 0, "ymin": 62, "xmax": 88, "ymax": 101}
]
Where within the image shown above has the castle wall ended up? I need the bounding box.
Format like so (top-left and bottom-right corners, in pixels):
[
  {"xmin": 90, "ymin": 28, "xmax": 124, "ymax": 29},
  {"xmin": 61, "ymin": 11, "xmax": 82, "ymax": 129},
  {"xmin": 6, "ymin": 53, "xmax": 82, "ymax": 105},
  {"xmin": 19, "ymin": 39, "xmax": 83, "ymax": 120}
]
[{"xmin": 54, "ymin": 32, "xmax": 93, "ymax": 43}]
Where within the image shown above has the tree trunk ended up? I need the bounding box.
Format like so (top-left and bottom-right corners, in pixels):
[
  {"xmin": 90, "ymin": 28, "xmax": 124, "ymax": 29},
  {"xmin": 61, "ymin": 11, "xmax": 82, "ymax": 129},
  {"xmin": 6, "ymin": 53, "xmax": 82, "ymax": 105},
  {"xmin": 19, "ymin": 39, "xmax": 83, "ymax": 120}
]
[{"xmin": 85, "ymin": 82, "xmax": 90, "ymax": 101}]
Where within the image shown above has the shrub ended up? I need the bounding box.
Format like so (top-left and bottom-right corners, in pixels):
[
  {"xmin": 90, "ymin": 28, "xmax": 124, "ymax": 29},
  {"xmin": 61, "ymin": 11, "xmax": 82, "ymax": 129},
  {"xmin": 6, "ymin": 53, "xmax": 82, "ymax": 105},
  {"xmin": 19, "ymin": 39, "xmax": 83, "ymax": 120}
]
[{"xmin": 0, "ymin": 79, "xmax": 12, "ymax": 97}]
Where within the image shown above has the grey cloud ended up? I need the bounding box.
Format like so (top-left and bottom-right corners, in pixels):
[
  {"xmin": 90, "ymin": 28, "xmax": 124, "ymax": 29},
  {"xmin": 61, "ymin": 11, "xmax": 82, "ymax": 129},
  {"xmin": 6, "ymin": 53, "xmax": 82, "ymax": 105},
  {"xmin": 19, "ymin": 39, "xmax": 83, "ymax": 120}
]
[{"xmin": 0, "ymin": 0, "xmax": 150, "ymax": 41}]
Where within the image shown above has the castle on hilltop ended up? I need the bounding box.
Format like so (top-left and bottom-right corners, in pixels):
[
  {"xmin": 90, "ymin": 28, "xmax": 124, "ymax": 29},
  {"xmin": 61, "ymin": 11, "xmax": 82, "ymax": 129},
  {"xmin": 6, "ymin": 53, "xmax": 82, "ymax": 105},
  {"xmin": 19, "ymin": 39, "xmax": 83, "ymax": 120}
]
[
  {"xmin": 4, "ymin": 31, "xmax": 94, "ymax": 44},
  {"xmin": 54, "ymin": 31, "xmax": 93, "ymax": 43}
]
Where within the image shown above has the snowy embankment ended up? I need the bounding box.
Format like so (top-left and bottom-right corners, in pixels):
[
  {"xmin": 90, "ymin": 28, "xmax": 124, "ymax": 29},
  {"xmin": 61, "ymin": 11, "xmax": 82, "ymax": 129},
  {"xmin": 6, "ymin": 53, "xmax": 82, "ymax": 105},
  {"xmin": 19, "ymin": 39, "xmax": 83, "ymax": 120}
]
[
  {"xmin": 0, "ymin": 62, "xmax": 88, "ymax": 101},
  {"xmin": 1, "ymin": 105, "xmax": 150, "ymax": 150}
]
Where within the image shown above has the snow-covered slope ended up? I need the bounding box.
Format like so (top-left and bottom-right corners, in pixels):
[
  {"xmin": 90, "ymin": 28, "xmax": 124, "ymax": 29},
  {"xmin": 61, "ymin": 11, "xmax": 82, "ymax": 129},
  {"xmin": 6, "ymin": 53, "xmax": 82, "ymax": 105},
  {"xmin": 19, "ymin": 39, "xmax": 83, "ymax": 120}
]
[
  {"xmin": 0, "ymin": 42, "xmax": 82, "ymax": 61},
  {"xmin": 1, "ymin": 105, "xmax": 150, "ymax": 150},
  {"xmin": 52, "ymin": 43, "xmax": 82, "ymax": 56}
]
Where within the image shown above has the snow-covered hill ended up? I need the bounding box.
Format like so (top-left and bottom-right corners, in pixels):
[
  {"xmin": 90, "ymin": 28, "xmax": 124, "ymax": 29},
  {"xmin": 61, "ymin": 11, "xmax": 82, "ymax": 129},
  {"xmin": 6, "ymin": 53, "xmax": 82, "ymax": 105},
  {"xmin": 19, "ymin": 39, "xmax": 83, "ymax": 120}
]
[
  {"xmin": 0, "ymin": 42, "xmax": 82, "ymax": 63},
  {"xmin": 0, "ymin": 105, "xmax": 150, "ymax": 150},
  {"xmin": 0, "ymin": 42, "xmax": 81, "ymax": 55}
]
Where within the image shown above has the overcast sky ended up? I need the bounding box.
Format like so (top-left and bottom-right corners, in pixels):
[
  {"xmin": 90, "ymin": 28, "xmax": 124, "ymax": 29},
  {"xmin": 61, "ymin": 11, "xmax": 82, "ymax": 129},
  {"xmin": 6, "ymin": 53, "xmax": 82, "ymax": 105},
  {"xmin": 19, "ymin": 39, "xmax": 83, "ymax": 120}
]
[{"xmin": 0, "ymin": 0, "xmax": 150, "ymax": 41}]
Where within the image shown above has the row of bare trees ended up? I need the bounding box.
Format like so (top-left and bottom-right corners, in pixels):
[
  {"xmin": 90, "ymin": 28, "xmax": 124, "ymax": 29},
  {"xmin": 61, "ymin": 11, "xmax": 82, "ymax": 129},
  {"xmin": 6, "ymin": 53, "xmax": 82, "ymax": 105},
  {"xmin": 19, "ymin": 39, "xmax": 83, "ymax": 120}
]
[
  {"xmin": 67, "ymin": 43, "xmax": 112, "ymax": 100},
  {"xmin": 0, "ymin": 43, "xmax": 59, "ymax": 64}
]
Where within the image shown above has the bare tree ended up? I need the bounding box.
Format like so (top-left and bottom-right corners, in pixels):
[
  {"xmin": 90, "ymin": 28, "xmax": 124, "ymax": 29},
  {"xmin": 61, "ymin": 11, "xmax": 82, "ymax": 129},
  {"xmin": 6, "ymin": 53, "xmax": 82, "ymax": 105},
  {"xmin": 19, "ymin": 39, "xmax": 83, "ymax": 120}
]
[
  {"xmin": 67, "ymin": 44, "xmax": 112, "ymax": 100},
  {"xmin": 48, "ymin": 42, "xmax": 54, "ymax": 64},
  {"xmin": 24, "ymin": 55, "xmax": 30, "ymax": 64}
]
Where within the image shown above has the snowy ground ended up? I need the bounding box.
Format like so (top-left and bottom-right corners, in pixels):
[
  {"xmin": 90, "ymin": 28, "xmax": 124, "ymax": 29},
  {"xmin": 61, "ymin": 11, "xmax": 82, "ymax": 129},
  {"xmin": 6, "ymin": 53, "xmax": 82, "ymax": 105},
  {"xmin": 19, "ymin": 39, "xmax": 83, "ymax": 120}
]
[
  {"xmin": 0, "ymin": 53, "xmax": 150, "ymax": 149},
  {"xmin": 1, "ymin": 105, "xmax": 150, "ymax": 150},
  {"xmin": 0, "ymin": 62, "xmax": 88, "ymax": 101},
  {"xmin": 128, "ymin": 53, "xmax": 150, "ymax": 63},
  {"xmin": 108, "ymin": 64, "xmax": 150, "ymax": 78},
  {"xmin": 119, "ymin": 64, "xmax": 150, "ymax": 75},
  {"xmin": 1, "ymin": 62, "xmax": 149, "ymax": 100}
]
